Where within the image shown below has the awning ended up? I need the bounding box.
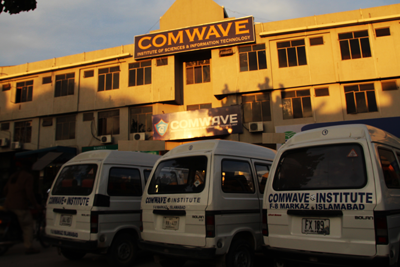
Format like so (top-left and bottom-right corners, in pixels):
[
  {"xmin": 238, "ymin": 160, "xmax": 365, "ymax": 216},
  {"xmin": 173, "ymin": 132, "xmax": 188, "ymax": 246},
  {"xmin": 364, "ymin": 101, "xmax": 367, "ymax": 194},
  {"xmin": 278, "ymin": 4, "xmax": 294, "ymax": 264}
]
[
  {"xmin": 32, "ymin": 152, "xmax": 63, "ymax": 171},
  {"xmin": 15, "ymin": 146, "xmax": 77, "ymax": 158}
]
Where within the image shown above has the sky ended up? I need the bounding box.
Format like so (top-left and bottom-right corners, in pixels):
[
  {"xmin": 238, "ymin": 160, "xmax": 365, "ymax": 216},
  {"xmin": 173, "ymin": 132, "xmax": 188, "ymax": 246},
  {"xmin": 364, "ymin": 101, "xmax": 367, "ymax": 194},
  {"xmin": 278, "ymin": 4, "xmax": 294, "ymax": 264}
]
[{"xmin": 0, "ymin": 0, "xmax": 398, "ymax": 67}]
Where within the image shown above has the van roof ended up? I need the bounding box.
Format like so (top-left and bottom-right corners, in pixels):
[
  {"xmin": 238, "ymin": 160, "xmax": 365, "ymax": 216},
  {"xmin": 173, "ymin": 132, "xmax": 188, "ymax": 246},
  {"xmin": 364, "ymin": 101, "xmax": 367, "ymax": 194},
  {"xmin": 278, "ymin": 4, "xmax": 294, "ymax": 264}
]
[
  {"xmin": 164, "ymin": 140, "xmax": 276, "ymax": 160},
  {"xmin": 284, "ymin": 124, "xmax": 400, "ymax": 148},
  {"xmin": 66, "ymin": 150, "xmax": 160, "ymax": 166}
]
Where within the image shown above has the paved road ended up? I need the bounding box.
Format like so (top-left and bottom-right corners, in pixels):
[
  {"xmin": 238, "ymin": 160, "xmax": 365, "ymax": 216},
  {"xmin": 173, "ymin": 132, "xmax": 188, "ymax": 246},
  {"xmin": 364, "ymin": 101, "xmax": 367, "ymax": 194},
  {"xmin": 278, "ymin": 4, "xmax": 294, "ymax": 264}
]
[{"xmin": 0, "ymin": 241, "xmax": 273, "ymax": 267}]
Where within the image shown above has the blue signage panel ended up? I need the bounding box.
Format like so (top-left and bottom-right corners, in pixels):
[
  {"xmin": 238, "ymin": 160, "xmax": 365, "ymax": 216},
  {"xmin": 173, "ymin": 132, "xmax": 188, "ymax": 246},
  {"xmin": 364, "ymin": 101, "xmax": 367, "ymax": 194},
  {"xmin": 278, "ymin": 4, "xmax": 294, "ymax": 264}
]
[{"xmin": 153, "ymin": 106, "xmax": 243, "ymax": 140}]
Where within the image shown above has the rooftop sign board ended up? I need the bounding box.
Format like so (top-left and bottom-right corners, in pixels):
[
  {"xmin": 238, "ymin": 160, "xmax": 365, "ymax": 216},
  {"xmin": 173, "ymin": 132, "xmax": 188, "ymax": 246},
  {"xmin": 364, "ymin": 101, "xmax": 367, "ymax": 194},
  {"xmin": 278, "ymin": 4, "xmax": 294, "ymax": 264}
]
[
  {"xmin": 152, "ymin": 106, "xmax": 243, "ymax": 140},
  {"xmin": 134, "ymin": 16, "xmax": 255, "ymax": 59}
]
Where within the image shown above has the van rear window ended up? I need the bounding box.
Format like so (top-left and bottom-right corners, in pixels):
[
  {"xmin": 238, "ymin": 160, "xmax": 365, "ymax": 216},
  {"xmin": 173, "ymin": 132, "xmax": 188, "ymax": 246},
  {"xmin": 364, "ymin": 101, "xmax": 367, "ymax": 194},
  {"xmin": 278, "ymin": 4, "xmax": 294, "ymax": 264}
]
[
  {"xmin": 52, "ymin": 164, "xmax": 98, "ymax": 196},
  {"xmin": 273, "ymin": 144, "xmax": 366, "ymax": 191},
  {"xmin": 148, "ymin": 156, "xmax": 207, "ymax": 194}
]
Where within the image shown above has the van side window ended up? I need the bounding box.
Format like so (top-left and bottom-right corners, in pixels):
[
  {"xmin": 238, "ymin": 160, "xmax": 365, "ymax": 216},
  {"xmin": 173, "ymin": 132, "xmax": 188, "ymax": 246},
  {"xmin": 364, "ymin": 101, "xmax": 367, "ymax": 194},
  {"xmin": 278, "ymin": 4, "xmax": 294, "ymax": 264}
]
[
  {"xmin": 52, "ymin": 164, "xmax": 98, "ymax": 196},
  {"xmin": 144, "ymin": 169, "xmax": 152, "ymax": 183},
  {"xmin": 222, "ymin": 160, "xmax": 255, "ymax": 193},
  {"xmin": 255, "ymin": 163, "xmax": 271, "ymax": 194},
  {"xmin": 108, "ymin": 168, "xmax": 142, "ymax": 196},
  {"xmin": 378, "ymin": 148, "xmax": 400, "ymax": 189}
]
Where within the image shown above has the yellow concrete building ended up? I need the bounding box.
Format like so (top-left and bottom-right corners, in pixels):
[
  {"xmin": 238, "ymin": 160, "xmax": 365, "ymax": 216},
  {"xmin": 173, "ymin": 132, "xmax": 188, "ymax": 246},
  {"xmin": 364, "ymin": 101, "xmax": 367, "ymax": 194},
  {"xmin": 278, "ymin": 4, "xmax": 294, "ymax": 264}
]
[{"xmin": 1, "ymin": 0, "xmax": 400, "ymax": 193}]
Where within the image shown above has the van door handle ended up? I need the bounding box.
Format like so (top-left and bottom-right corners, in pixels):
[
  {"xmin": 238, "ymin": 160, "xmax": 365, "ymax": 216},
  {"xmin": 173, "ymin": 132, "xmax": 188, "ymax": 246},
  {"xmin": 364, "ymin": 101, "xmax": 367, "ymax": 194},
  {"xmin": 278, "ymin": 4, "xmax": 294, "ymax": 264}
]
[
  {"xmin": 53, "ymin": 209, "xmax": 77, "ymax": 215},
  {"xmin": 153, "ymin": 210, "xmax": 186, "ymax": 216},
  {"xmin": 287, "ymin": 210, "xmax": 342, "ymax": 217}
]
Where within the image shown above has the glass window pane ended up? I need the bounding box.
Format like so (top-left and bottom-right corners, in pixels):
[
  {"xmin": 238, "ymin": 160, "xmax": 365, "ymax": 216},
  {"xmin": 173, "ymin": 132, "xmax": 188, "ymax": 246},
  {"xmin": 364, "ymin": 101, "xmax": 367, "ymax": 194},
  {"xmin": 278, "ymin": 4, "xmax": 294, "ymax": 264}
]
[
  {"xmin": 222, "ymin": 160, "xmax": 254, "ymax": 193},
  {"xmin": 252, "ymin": 102, "xmax": 262, "ymax": 121},
  {"xmin": 261, "ymin": 101, "xmax": 271, "ymax": 121},
  {"xmin": 344, "ymin": 85, "xmax": 359, "ymax": 93},
  {"xmin": 108, "ymin": 168, "xmax": 142, "ymax": 196},
  {"xmin": 98, "ymin": 75, "xmax": 105, "ymax": 92},
  {"xmin": 367, "ymin": 91, "xmax": 378, "ymax": 112},
  {"xmin": 297, "ymin": 89, "xmax": 310, "ymax": 97},
  {"xmin": 129, "ymin": 63, "xmax": 140, "ymax": 69},
  {"xmin": 187, "ymin": 67, "xmax": 194, "ymax": 84},
  {"xmin": 137, "ymin": 68, "xmax": 144, "ymax": 86},
  {"xmin": 138, "ymin": 113, "xmax": 146, "ymax": 132},
  {"xmin": 99, "ymin": 68, "xmax": 109, "ymax": 74},
  {"xmin": 292, "ymin": 98, "xmax": 303, "ymax": 118},
  {"xmin": 378, "ymin": 149, "xmax": 400, "ymax": 189},
  {"xmin": 146, "ymin": 113, "xmax": 153, "ymax": 132},
  {"xmin": 355, "ymin": 92, "xmax": 368, "ymax": 113},
  {"xmin": 68, "ymin": 80, "xmax": 74, "ymax": 95},
  {"xmin": 195, "ymin": 66, "xmax": 202, "ymax": 83},
  {"xmin": 255, "ymin": 164, "xmax": 270, "ymax": 194},
  {"xmin": 129, "ymin": 69, "xmax": 136, "ymax": 87},
  {"xmin": 239, "ymin": 46, "xmax": 252, "ymax": 53},
  {"xmin": 145, "ymin": 67, "xmax": 151, "ymax": 84},
  {"xmin": 249, "ymin": 51, "xmax": 258, "ymax": 71},
  {"xmin": 340, "ymin": 40, "xmax": 351, "ymax": 60},
  {"xmin": 350, "ymin": 39, "xmax": 361, "ymax": 59},
  {"xmin": 55, "ymin": 81, "xmax": 61, "ymax": 97},
  {"xmin": 302, "ymin": 97, "xmax": 312, "ymax": 118},
  {"xmin": 376, "ymin": 28, "xmax": 390, "ymax": 37},
  {"xmin": 256, "ymin": 93, "xmax": 270, "ymax": 101},
  {"xmin": 345, "ymin": 93, "xmax": 356, "ymax": 114},
  {"xmin": 354, "ymin": 30, "xmax": 368, "ymax": 38},
  {"xmin": 239, "ymin": 53, "xmax": 248, "ymax": 72},
  {"xmin": 105, "ymin": 73, "xmax": 112, "ymax": 90},
  {"xmin": 253, "ymin": 44, "xmax": 265, "ymax": 51},
  {"xmin": 243, "ymin": 102, "xmax": 252, "ymax": 123},
  {"xmin": 291, "ymin": 39, "xmax": 305, "ymax": 46},
  {"xmin": 360, "ymin": 83, "xmax": 374, "ymax": 91},
  {"xmin": 258, "ymin": 50, "xmax": 267, "ymax": 70},
  {"xmin": 278, "ymin": 49, "xmax": 288, "ymax": 68},
  {"xmin": 243, "ymin": 95, "xmax": 255, "ymax": 102},
  {"xmin": 360, "ymin": 38, "xmax": 371, "ymax": 58},
  {"xmin": 339, "ymin": 32, "xmax": 353, "ymax": 40},
  {"xmin": 277, "ymin": 41, "xmax": 290, "ymax": 48},
  {"xmin": 282, "ymin": 98, "xmax": 293, "ymax": 119},
  {"xmin": 113, "ymin": 72, "xmax": 120, "ymax": 89},
  {"xmin": 297, "ymin": 46, "xmax": 307, "ymax": 66},
  {"xmin": 287, "ymin": 47, "xmax": 297, "ymax": 67},
  {"xmin": 62, "ymin": 80, "xmax": 68, "ymax": 96},
  {"xmin": 203, "ymin": 65, "xmax": 210, "ymax": 83}
]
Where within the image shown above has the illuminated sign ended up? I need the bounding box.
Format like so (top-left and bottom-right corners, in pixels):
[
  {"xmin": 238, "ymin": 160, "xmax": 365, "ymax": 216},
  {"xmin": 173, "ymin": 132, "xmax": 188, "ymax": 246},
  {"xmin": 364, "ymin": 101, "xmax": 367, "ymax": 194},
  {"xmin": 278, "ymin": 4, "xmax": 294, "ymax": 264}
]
[
  {"xmin": 152, "ymin": 106, "xmax": 242, "ymax": 140},
  {"xmin": 134, "ymin": 16, "xmax": 254, "ymax": 59}
]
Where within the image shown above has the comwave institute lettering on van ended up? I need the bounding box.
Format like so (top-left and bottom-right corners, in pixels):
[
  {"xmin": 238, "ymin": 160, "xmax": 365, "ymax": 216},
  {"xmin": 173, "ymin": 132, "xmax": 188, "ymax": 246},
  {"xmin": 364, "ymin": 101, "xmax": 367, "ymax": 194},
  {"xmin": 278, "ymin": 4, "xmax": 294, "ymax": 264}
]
[
  {"xmin": 268, "ymin": 192, "xmax": 373, "ymax": 210},
  {"xmin": 145, "ymin": 197, "xmax": 201, "ymax": 204},
  {"xmin": 48, "ymin": 196, "xmax": 90, "ymax": 206}
]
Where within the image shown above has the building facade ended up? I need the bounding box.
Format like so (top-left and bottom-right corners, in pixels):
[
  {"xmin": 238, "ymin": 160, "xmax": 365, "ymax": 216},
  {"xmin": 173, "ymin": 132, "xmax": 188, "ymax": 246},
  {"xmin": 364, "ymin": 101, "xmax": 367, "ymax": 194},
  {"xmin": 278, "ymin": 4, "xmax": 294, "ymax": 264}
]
[{"xmin": 1, "ymin": 0, "xmax": 400, "ymax": 195}]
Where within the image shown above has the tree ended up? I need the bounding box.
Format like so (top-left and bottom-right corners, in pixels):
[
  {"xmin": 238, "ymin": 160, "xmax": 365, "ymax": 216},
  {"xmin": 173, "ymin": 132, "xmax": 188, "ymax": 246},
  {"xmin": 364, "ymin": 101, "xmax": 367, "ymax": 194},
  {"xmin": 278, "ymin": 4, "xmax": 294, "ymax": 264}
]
[{"xmin": 0, "ymin": 0, "xmax": 37, "ymax": 14}]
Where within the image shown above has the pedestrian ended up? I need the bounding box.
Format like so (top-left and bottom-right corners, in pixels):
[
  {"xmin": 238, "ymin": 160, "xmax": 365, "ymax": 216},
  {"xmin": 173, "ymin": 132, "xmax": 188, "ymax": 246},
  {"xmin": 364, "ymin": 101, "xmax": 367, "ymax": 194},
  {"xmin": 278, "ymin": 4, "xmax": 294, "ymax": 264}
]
[{"xmin": 3, "ymin": 161, "xmax": 42, "ymax": 254}]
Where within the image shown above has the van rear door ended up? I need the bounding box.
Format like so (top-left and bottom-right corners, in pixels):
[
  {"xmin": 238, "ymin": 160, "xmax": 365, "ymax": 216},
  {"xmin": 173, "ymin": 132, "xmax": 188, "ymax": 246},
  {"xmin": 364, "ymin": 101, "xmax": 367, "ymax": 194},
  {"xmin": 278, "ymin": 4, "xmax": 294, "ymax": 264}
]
[
  {"xmin": 267, "ymin": 142, "xmax": 377, "ymax": 256},
  {"xmin": 141, "ymin": 155, "xmax": 209, "ymax": 247},
  {"xmin": 46, "ymin": 163, "xmax": 98, "ymax": 241}
]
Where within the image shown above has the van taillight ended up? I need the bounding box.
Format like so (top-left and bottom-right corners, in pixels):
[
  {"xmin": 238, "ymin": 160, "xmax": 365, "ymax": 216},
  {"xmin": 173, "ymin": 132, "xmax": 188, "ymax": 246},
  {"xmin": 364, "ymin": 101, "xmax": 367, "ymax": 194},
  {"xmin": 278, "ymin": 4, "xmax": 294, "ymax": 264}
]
[
  {"xmin": 90, "ymin": 213, "xmax": 98, "ymax": 233},
  {"xmin": 205, "ymin": 212, "xmax": 215, "ymax": 238},
  {"xmin": 140, "ymin": 210, "xmax": 143, "ymax": 232},
  {"xmin": 374, "ymin": 212, "xmax": 388, "ymax": 245},
  {"xmin": 262, "ymin": 209, "xmax": 268, "ymax": 236}
]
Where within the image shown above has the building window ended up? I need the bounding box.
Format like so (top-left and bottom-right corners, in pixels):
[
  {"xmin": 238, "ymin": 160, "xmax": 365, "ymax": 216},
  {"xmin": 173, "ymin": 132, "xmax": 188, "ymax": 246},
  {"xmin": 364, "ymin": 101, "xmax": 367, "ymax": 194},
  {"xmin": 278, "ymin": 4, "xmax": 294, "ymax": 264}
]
[
  {"xmin": 130, "ymin": 107, "xmax": 152, "ymax": 133},
  {"xmin": 1, "ymin": 122, "xmax": 10, "ymax": 131},
  {"xmin": 129, "ymin": 61, "xmax": 151, "ymax": 87},
  {"xmin": 243, "ymin": 93, "xmax": 271, "ymax": 122},
  {"xmin": 98, "ymin": 66, "xmax": 120, "ymax": 91},
  {"xmin": 310, "ymin": 37, "xmax": 324, "ymax": 46},
  {"xmin": 282, "ymin": 89, "xmax": 312, "ymax": 119},
  {"xmin": 239, "ymin": 44, "xmax": 267, "ymax": 71},
  {"xmin": 42, "ymin": 77, "xmax": 52, "ymax": 84},
  {"xmin": 187, "ymin": 103, "xmax": 212, "ymax": 111},
  {"xmin": 16, "ymin": 80, "xmax": 33, "ymax": 103},
  {"xmin": 339, "ymin": 30, "xmax": 371, "ymax": 60},
  {"xmin": 84, "ymin": 70, "xmax": 94, "ymax": 78},
  {"xmin": 42, "ymin": 118, "xmax": 53, "ymax": 127},
  {"xmin": 56, "ymin": 115, "xmax": 76, "ymax": 140},
  {"xmin": 14, "ymin": 121, "xmax": 32, "ymax": 143},
  {"xmin": 315, "ymin": 87, "xmax": 330, "ymax": 97},
  {"xmin": 156, "ymin": 58, "xmax": 168, "ymax": 66},
  {"xmin": 382, "ymin": 81, "xmax": 398, "ymax": 91},
  {"xmin": 2, "ymin": 83, "xmax": 11, "ymax": 91},
  {"xmin": 55, "ymin": 73, "xmax": 74, "ymax": 97},
  {"xmin": 344, "ymin": 83, "xmax": 378, "ymax": 114},
  {"xmin": 186, "ymin": 60, "xmax": 210, "ymax": 84},
  {"xmin": 277, "ymin": 39, "xmax": 307, "ymax": 68},
  {"xmin": 376, "ymin": 28, "xmax": 390, "ymax": 37},
  {"xmin": 98, "ymin": 110, "xmax": 120, "ymax": 136}
]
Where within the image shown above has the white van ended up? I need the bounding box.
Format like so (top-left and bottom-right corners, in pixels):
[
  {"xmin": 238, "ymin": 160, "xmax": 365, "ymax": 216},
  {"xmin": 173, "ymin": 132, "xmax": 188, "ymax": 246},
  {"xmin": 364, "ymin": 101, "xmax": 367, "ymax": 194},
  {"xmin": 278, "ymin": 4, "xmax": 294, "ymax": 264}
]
[
  {"xmin": 45, "ymin": 150, "xmax": 160, "ymax": 267},
  {"xmin": 139, "ymin": 140, "xmax": 276, "ymax": 267},
  {"xmin": 263, "ymin": 124, "xmax": 400, "ymax": 267}
]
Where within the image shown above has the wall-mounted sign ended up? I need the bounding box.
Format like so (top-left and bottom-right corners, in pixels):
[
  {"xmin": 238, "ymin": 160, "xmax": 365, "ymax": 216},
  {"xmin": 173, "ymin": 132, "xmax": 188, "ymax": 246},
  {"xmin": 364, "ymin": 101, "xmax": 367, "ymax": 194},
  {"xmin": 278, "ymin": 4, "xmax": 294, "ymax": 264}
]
[
  {"xmin": 153, "ymin": 106, "xmax": 243, "ymax": 140},
  {"xmin": 134, "ymin": 16, "xmax": 254, "ymax": 59}
]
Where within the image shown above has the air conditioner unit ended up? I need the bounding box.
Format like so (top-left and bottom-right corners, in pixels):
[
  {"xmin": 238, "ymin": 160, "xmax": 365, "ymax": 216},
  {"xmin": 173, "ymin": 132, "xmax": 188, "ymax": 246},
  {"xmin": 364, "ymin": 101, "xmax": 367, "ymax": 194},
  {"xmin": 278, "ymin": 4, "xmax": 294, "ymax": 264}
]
[
  {"xmin": 11, "ymin": 141, "xmax": 22, "ymax": 150},
  {"xmin": 249, "ymin": 122, "xmax": 264, "ymax": 133},
  {"xmin": 100, "ymin": 135, "xmax": 112, "ymax": 144},
  {"xmin": 0, "ymin": 138, "xmax": 9, "ymax": 147},
  {"xmin": 132, "ymin": 132, "xmax": 146, "ymax": 141}
]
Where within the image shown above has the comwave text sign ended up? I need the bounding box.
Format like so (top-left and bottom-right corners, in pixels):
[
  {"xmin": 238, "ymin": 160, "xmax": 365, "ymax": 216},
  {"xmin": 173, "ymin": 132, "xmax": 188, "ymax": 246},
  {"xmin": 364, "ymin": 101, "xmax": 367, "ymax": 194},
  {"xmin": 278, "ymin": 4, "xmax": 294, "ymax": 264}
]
[
  {"xmin": 134, "ymin": 17, "xmax": 254, "ymax": 59},
  {"xmin": 153, "ymin": 106, "xmax": 243, "ymax": 140}
]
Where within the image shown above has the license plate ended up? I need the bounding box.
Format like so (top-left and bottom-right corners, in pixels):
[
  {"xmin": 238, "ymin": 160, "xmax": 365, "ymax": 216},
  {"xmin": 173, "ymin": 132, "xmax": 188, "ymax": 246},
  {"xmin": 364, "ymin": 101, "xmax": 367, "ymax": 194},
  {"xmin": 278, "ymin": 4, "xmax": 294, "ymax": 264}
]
[
  {"xmin": 60, "ymin": 215, "xmax": 72, "ymax": 226},
  {"xmin": 162, "ymin": 216, "xmax": 179, "ymax": 230},
  {"xmin": 302, "ymin": 218, "xmax": 330, "ymax": 235}
]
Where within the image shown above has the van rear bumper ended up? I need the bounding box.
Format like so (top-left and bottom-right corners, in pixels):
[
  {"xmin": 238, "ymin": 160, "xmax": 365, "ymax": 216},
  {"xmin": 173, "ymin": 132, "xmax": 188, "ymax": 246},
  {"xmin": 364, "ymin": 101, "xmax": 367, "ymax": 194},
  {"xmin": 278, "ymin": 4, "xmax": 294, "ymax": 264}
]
[
  {"xmin": 44, "ymin": 235, "xmax": 98, "ymax": 251},
  {"xmin": 262, "ymin": 245, "xmax": 390, "ymax": 267},
  {"xmin": 139, "ymin": 240, "xmax": 216, "ymax": 260}
]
